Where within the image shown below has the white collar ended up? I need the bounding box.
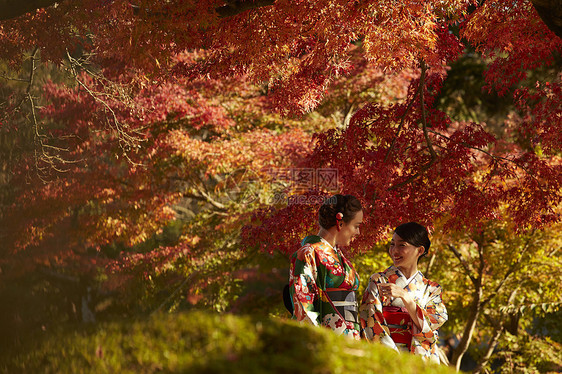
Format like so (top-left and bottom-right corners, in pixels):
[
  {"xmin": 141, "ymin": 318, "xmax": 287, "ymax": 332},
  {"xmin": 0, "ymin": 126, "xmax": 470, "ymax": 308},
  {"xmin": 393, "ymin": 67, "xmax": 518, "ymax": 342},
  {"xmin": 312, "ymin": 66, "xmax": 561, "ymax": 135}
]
[
  {"xmin": 320, "ymin": 237, "xmax": 338, "ymax": 252},
  {"xmin": 395, "ymin": 267, "xmax": 420, "ymax": 285}
]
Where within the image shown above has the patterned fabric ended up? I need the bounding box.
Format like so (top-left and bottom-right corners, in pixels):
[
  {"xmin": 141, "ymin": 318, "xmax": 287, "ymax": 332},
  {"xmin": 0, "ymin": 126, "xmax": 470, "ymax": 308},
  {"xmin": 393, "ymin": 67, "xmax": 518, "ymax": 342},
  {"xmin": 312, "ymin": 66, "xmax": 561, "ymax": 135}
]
[
  {"xmin": 289, "ymin": 235, "xmax": 361, "ymax": 339},
  {"xmin": 383, "ymin": 306, "xmax": 413, "ymax": 348},
  {"xmin": 359, "ymin": 265, "xmax": 448, "ymax": 363}
]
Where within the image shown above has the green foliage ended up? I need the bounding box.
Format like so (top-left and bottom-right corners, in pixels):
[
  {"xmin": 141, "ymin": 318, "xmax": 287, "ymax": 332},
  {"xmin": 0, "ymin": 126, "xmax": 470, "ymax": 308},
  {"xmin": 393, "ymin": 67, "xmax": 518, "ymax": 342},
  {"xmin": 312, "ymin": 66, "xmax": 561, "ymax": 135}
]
[
  {"xmin": 530, "ymin": 309, "xmax": 562, "ymax": 344},
  {"xmin": 101, "ymin": 209, "xmax": 291, "ymax": 318},
  {"xmin": 429, "ymin": 217, "xmax": 562, "ymax": 370},
  {"xmin": 0, "ymin": 311, "xmax": 456, "ymax": 374},
  {"xmin": 352, "ymin": 241, "xmax": 392, "ymax": 298},
  {"xmin": 494, "ymin": 334, "xmax": 562, "ymax": 374},
  {"xmin": 436, "ymin": 51, "xmax": 514, "ymax": 130}
]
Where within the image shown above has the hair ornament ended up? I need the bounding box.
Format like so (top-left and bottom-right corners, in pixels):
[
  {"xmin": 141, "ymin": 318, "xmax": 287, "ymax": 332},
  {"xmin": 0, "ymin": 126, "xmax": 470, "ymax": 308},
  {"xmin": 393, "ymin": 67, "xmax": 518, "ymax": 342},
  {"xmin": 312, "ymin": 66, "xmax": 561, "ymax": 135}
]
[{"xmin": 336, "ymin": 212, "xmax": 343, "ymax": 220}]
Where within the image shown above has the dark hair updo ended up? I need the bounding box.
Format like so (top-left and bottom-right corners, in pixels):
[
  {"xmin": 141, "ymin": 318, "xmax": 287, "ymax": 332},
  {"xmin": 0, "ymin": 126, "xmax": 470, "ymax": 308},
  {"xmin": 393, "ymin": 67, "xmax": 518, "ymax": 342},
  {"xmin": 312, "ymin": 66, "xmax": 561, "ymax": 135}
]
[
  {"xmin": 394, "ymin": 222, "xmax": 431, "ymax": 258},
  {"xmin": 318, "ymin": 194, "xmax": 362, "ymax": 230}
]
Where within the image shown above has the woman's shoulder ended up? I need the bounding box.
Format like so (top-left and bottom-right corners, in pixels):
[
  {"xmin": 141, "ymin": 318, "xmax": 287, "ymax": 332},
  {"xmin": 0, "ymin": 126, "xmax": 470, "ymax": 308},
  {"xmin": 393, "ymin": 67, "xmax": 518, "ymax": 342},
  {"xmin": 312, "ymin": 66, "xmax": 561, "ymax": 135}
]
[
  {"xmin": 418, "ymin": 273, "xmax": 442, "ymax": 289},
  {"xmin": 370, "ymin": 266, "xmax": 414, "ymax": 283},
  {"xmin": 378, "ymin": 265, "xmax": 399, "ymax": 277},
  {"xmin": 293, "ymin": 236, "xmax": 329, "ymax": 259},
  {"xmin": 368, "ymin": 267, "xmax": 393, "ymax": 282},
  {"xmin": 300, "ymin": 235, "xmax": 322, "ymax": 246}
]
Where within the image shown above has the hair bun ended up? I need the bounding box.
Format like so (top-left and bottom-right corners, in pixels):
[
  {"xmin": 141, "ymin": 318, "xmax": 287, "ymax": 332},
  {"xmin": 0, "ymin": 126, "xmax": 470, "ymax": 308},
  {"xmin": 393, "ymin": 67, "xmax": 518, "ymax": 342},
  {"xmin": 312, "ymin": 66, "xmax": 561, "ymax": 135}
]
[{"xmin": 318, "ymin": 194, "xmax": 362, "ymax": 230}]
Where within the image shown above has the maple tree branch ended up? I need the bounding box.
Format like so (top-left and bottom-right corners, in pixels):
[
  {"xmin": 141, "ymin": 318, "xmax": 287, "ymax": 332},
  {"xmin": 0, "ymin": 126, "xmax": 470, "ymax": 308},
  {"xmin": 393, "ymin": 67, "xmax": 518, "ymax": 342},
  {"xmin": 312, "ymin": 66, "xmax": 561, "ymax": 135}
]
[
  {"xmin": 0, "ymin": 59, "xmax": 37, "ymax": 120},
  {"xmin": 418, "ymin": 61, "xmax": 437, "ymax": 161},
  {"xmin": 216, "ymin": 0, "xmax": 275, "ymax": 18},
  {"xmin": 183, "ymin": 187, "xmax": 227, "ymax": 211},
  {"xmin": 342, "ymin": 102, "xmax": 356, "ymax": 128},
  {"xmin": 474, "ymin": 288, "xmax": 518, "ymax": 374},
  {"xmin": 424, "ymin": 252, "xmax": 436, "ymax": 277},
  {"xmin": 24, "ymin": 47, "xmax": 75, "ymax": 180},
  {"xmin": 447, "ymin": 244, "xmax": 477, "ymax": 285},
  {"xmin": 65, "ymin": 50, "xmax": 146, "ymax": 166},
  {"xmin": 474, "ymin": 317, "xmax": 505, "ymax": 374},
  {"xmin": 5, "ymin": 47, "xmax": 42, "ymax": 115},
  {"xmin": 383, "ymin": 74, "xmax": 424, "ymax": 163},
  {"xmin": 384, "ymin": 63, "xmax": 439, "ymax": 191},
  {"xmin": 480, "ymin": 240, "xmax": 529, "ymax": 308},
  {"xmin": 386, "ymin": 160, "xmax": 436, "ymax": 191},
  {"xmin": 476, "ymin": 237, "xmax": 485, "ymax": 286},
  {"xmin": 25, "ymin": 47, "xmax": 38, "ymax": 98},
  {"xmin": 427, "ymin": 129, "xmax": 548, "ymax": 186},
  {"xmin": 547, "ymin": 247, "xmax": 559, "ymax": 258},
  {"xmin": 151, "ymin": 268, "xmax": 199, "ymax": 315},
  {"xmin": 0, "ymin": 72, "xmax": 28, "ymax": 82},
  {"xmin": 0, "ymin": 47, "xmax": 79, "ymax": 180}
]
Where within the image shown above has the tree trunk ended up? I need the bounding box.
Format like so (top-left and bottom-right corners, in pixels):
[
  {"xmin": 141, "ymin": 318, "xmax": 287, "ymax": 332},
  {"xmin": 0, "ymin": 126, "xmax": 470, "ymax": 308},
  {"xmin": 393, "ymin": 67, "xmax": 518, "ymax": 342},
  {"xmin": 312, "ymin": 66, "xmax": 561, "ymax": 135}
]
[
  {"xmin": 473, "ymin": 288, "xmax": 519, "ymax": 373},
  {"xmin": 450, "ymin": 286, "xmax": 483, "ymax": 371},
  {"xmin": 473, "ymin": 325, "xmax": 504, "ymax": 374}
]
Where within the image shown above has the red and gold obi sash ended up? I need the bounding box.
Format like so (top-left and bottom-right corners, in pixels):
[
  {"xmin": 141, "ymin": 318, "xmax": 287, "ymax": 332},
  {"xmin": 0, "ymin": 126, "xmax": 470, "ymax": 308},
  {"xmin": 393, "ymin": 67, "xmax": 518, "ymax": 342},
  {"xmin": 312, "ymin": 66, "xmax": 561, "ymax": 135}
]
[{"xmin": 382, "ymin": 306, "xmax": 413, "ymax": 350}]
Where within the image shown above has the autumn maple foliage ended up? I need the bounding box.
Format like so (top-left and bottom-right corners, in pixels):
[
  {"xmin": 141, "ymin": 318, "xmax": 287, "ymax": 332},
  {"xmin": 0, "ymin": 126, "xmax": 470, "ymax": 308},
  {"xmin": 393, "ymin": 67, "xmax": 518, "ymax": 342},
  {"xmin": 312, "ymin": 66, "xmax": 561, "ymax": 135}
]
[
  {"xmin": 0, "ymin": 0, "xmax": 561, "ymax": 331},
  {"xmin": 0, "ymin": 0, "xmax": 559, "ymax": 263},
  {"xmin": 240, "ymin": 1, "xmax": 562, "ymax": 254}
]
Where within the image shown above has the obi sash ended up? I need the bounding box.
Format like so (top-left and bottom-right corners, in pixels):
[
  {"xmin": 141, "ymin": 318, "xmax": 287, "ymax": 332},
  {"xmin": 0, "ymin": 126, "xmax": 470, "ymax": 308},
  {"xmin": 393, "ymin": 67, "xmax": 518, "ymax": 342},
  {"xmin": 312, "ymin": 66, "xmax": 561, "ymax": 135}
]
[
  {"xmin": 382, "ymin": 306, "xmax": 413, "ymax": 349},
  {"xmin": 326, "ymin": 288, "xmax": 358, "ymax": 324}
]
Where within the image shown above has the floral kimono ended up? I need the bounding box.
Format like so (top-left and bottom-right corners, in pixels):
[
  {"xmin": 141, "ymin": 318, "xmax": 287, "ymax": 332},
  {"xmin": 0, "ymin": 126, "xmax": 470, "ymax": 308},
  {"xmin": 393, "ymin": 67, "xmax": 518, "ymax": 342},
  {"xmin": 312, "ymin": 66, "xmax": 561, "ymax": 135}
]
[
  {"xmin": 359, "ymin": 265, "xmax": 448, "ymax": 364},
  {"xmin": 289, "ymin": 235, "xmax": 361, "ymax": 339}
]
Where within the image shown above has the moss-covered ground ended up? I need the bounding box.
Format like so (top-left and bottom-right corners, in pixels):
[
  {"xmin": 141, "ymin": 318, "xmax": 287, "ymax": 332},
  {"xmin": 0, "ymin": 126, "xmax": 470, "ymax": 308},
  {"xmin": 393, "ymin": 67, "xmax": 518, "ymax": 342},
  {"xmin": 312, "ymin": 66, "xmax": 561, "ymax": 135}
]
[{"xmin": 0, "ymin": 311, "xmax": 456, "ymax": 374}]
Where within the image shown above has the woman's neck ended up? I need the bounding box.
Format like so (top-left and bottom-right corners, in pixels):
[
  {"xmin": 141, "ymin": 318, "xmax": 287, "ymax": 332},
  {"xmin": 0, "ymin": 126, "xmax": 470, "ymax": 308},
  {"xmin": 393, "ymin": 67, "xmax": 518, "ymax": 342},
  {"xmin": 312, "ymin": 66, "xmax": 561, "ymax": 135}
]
[
  {"xmin": 318, "ymin": 228, "xmax": 337, "ymax": 248},
  {"xmin": 397, "ymin": 265, "xmax": 418, "ymax": 279}
]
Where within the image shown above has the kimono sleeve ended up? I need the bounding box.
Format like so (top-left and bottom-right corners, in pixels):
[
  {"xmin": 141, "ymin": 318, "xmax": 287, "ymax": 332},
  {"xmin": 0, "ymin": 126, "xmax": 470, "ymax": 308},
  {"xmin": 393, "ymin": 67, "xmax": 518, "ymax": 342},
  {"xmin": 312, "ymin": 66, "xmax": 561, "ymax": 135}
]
[
  {"xmin": 359, "ymin": 273, "xmax": 399, "ymax": 351},
  {"xmin": 411, "ymin": 282, "xmax": 448, "ymax": 359},
  {"xmin": 289, "ymin": 245, "xmax": 321, "ymax": 326}
]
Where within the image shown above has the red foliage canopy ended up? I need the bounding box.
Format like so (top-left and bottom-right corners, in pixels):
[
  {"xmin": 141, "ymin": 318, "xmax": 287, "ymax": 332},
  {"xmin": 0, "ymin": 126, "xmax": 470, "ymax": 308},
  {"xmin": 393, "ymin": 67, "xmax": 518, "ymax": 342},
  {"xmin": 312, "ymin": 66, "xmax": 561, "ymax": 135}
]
[{"xmin": 0, "ymin": 0, "xmax": 561, "ymax": 269}]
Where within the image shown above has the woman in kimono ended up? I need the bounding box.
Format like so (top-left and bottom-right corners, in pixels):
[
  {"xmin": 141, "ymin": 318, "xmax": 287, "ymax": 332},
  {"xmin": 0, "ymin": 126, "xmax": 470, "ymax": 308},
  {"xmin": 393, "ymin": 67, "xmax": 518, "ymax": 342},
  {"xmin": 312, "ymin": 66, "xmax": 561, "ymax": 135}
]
[
  {"xmin": 359, "ymin": 222, "xmax": 448, "ymax": 363},
  {"xmin": 289, "ymin": 194, "xmax": 363, "ymax": 339}
]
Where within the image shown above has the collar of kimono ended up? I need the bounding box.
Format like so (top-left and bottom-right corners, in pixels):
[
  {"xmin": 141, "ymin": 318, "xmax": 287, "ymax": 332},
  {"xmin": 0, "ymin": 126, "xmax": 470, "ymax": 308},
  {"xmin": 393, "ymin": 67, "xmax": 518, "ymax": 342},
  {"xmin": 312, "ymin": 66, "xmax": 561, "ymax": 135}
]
[
  {"xmin": 392, "ymin": 266, "xmax": 422, "ymax": 286},
  {"xmin": 319, "ymin": 237, "xmax": 339, "ymax": 253}
]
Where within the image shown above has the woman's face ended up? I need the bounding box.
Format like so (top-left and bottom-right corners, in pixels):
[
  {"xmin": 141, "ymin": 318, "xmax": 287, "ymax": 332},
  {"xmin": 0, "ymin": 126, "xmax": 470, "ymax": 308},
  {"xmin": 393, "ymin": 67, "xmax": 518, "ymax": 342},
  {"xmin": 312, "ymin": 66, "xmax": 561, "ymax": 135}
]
[
  {"xmin": 336, "ymin": 210, "xmax": 363, "ymax": 246},
  {"xmin": 388, "ymin": 233, "xmax": 424, "ymax": 271}
]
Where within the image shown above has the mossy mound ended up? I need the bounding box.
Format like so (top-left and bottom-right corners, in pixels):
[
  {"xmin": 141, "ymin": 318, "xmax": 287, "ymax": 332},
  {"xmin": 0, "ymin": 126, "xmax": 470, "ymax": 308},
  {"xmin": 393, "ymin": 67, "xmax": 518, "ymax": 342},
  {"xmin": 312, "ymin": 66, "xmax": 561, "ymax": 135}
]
[{"xmin": 1, "ymin": 311, "xmax": 455, "ymax": 374}]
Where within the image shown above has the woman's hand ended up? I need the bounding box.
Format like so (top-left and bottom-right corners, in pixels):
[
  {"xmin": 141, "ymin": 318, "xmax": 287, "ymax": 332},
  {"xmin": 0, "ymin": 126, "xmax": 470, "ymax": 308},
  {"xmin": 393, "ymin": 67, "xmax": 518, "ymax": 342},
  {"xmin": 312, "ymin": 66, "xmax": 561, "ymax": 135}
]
[
  {"xmin": 377, "ymin": 283, "xmax": 408, "ymax": 301},
  {"xmin": 377, "ymin": 283, "xmax": 422, "ymax": 330}
]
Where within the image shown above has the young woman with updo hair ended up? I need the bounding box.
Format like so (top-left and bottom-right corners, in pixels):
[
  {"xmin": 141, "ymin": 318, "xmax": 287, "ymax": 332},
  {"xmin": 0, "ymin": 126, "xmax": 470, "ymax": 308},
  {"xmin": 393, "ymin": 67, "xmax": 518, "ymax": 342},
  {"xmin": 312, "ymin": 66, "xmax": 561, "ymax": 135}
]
[
  {"xmin": 288, "ymin": 194, "xmax": 364, "ymax": 339},
  {"xmin": 359, "ymin": 222, "xmax": 448, "ymax": 363}
]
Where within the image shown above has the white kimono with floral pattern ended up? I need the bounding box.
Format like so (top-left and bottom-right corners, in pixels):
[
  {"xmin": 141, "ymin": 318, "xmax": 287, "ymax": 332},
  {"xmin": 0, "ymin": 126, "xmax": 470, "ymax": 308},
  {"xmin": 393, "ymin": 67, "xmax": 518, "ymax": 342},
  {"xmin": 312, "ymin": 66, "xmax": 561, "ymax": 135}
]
[{"xmin": 359, "ymin": 265, "xmax": 448, "ymax": 364}]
